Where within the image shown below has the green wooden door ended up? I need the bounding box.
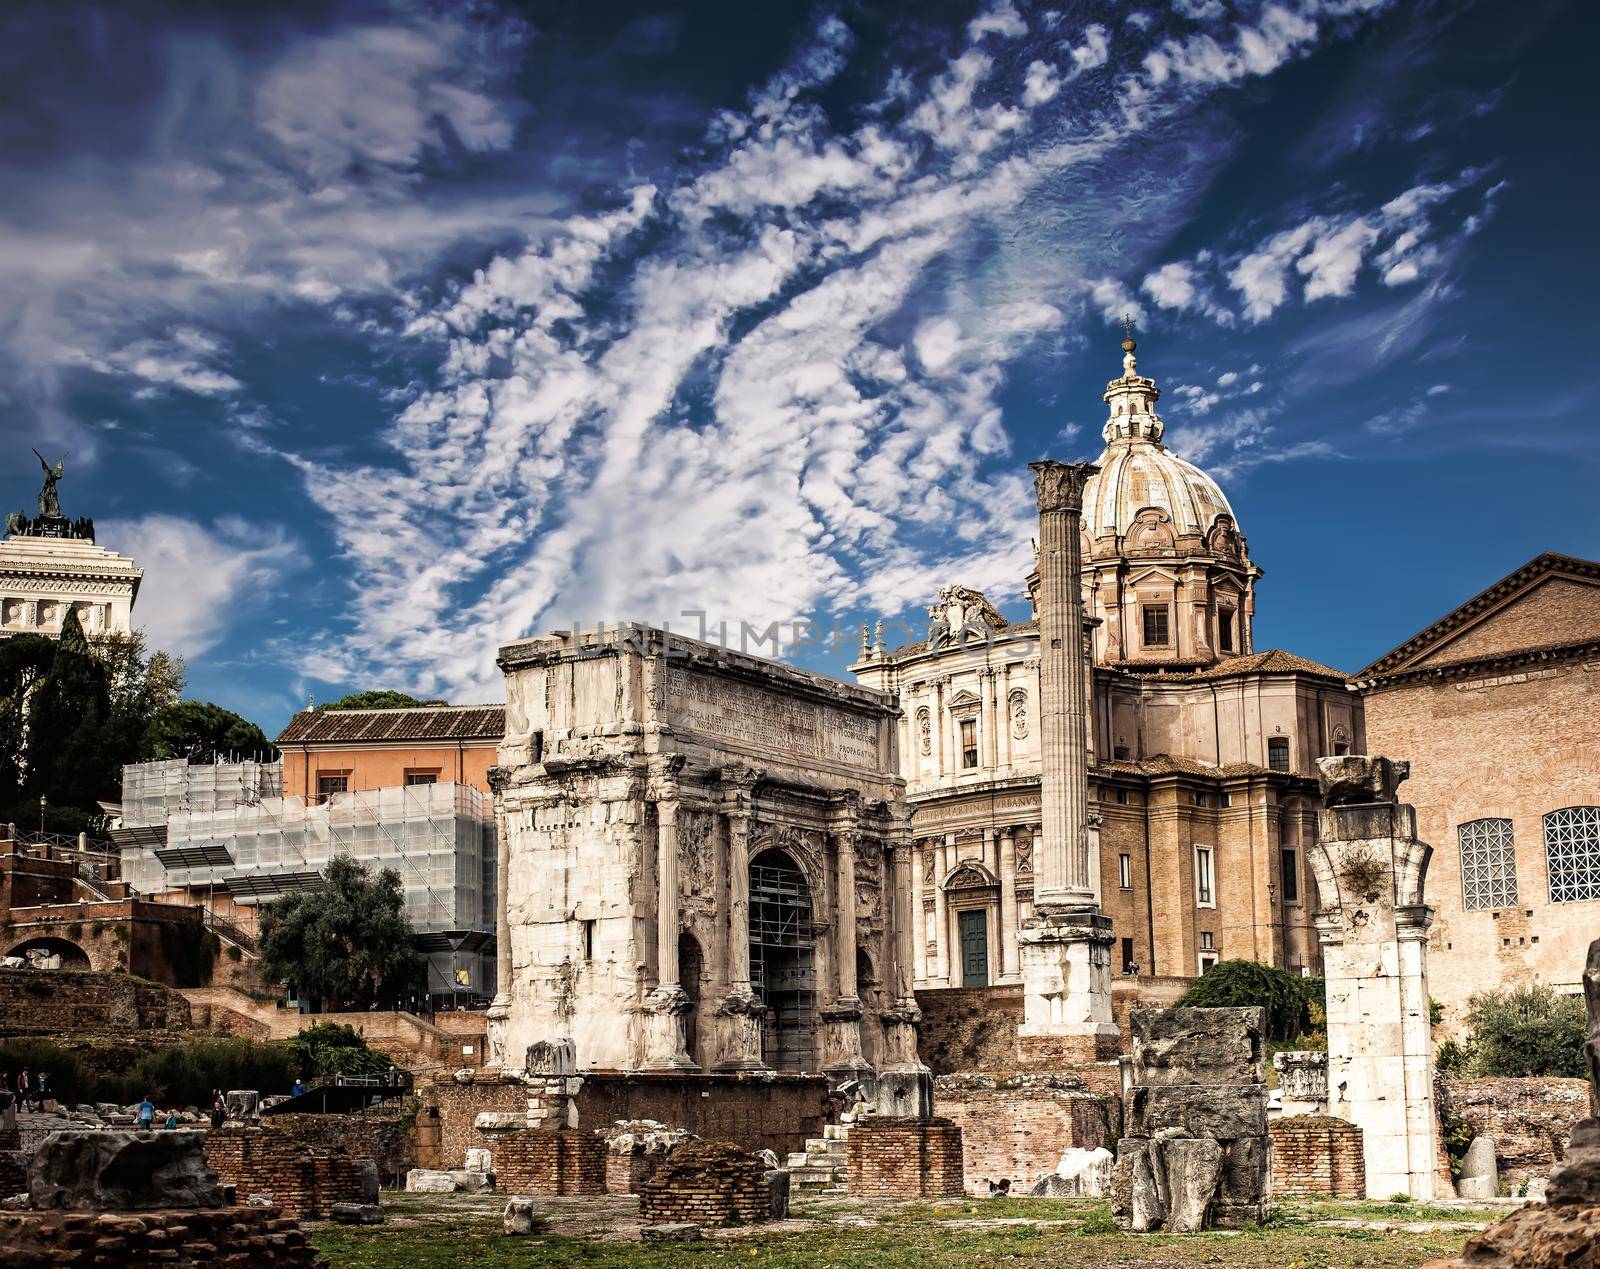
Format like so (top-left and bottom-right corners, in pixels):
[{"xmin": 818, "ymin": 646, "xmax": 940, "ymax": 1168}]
[{"xmin": 958, "ymin": 909, "xmax": 989, "ymax": 987}]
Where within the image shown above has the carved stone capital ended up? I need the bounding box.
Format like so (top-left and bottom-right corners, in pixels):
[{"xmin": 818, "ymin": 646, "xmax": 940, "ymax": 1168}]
[{"xmin": 1029, "ymin": 459, "xmax": 1099, "ymax": 514}]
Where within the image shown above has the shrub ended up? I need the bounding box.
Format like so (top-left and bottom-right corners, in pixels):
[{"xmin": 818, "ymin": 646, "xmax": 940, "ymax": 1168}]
[
  {"xmin": 1440, "ymin": 1107, "xmax": 1475, "ymax": 1179},
  {"xmin": 0, "ymin": 1039, "xmax": 98, "ymax": 1103},
  {"xmin": 1461, "ymin": 983, "xmax": 1586, "ymax": 1078},
  {"xmin": 127, "ymin": 1037, "xmax": 296, "ymax": 1106},
  {"xmin": 1436, "ymin": 1037, "xmax": 1474, "ymax": 1077},
  {"xmin": 1176, "ymin": 959, "xmax": 1317, "ymax": 1043},
  {"xmin": 283, "ymin": 1022, "xmax": 395, "ymax": 1081}
]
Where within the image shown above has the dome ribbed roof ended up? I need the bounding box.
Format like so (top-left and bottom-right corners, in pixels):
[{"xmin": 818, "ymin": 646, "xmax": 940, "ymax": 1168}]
[{"xmin": 1084, "ymin": 441, "xmax": 1235, "ymax": 538}]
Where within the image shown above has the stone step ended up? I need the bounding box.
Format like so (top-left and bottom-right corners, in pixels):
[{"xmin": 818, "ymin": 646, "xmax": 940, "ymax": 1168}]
[
  {"xmin": 784, "ymin": 1153, "xmax": 809, "ymax": 1169},
  {"xmin": 823, "ymin": 1124, "xmax": 848, "ymax": 1141},
  {"xmin": 787, "ymin": 1166, "xmax": 838, "ymax": 1185}
]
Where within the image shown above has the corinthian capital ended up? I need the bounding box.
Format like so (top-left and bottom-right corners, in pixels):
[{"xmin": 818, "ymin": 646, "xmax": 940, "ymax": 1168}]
[{"xmin": 1029, "ymin": 460, "xmax": 1099, "ymax": 513}]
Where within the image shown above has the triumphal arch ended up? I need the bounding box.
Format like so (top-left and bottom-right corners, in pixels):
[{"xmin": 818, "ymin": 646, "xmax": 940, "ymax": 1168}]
[{"xmin": 485, "ymin": 625, "xmax": 922, "ymax": 1089}]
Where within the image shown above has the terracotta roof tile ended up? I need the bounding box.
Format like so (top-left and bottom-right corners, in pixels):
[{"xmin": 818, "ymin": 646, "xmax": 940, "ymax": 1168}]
[{"xmin": 275, "ymin": 705, "xmax": 505, "ymax": 746}]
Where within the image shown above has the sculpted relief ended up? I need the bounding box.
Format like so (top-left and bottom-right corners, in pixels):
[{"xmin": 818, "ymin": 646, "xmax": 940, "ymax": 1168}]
[
  {"xmin": 917, "ymin": 706, "xmax": 932, "ymax": 756},
  {"xmin": 679, "ymin": 810, "xmax": 716, "ymax": 903},
  {"xmin": 1009, "ymin": 689, "xmax": 1028, "ymax": 740}
]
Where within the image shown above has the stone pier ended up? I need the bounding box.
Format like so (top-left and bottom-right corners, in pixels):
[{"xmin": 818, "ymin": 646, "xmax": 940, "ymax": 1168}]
[
  {"xmin": 1307, "ymin": 755, "xmax": 1439, "ymax": 1201},
  {"xmin": 1017, "ymin": 459, "xmax": 1117, "ymax": 1065}
]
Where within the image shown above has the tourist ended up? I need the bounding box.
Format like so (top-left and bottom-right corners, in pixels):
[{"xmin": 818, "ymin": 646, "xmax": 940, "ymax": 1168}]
[
  {"xmin": 291, "ymin": 1076, "xmax": 306, "ymax": 1097},
  {"xmin": 164, "ymin": 1110, "xmax": 179, "ymax": 1130},
  {"xmin": 210, "ymin": 1092, "xmax": 225, "ymax": 1129},
  {"xmin": 16, "ymin": 1069, "xmax": 30, "ymax": 1110},
  {"xmin": 137, "ymin": 1094, "xmax": 155, "ymax": 1130},
  {"xmin": 35, "ymin": 1070, "xmax": 50, "ymax": 1109}
]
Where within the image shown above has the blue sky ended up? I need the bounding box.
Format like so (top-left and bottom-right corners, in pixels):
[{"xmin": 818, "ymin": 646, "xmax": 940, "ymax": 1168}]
[{"xmin": 1, "ymin": 0, "xmax": 1594, "ymax": 735}]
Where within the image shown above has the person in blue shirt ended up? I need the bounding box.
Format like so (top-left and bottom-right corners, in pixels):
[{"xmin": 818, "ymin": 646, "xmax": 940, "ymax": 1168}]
[
  {"xmin": 290, "ymin": 1077, "xmax": 307, "ymax": 1098},
  {"xmin": 137, "ymin": 1096, "xmax": 155, "ymax": 1130}
]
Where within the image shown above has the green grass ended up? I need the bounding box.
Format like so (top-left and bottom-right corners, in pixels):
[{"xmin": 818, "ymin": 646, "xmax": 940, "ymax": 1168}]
[{"xmin": 310, "ymin": 1194, "xmax": 1488, "ymax": 1268}]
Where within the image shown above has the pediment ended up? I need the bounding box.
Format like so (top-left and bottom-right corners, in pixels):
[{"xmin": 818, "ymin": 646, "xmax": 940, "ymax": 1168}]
[
  {"xmin": 1127, "ymin": 565, "xmax": 1179, "ymax": 588},
  {"xmin": 1361, "ymin": 555, "xmax": 1600, "ymax": 677},
  {"xmin": 942, "ymin": 861, "xmax": 999, "ymax": 891},
  {"xmin": 947, "ymin": 689, "xmax": 982, "ymax": 708}
]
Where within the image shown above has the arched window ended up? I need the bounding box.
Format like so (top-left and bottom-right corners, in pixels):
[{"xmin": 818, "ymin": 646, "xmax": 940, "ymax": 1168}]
[
  {"xmin": 1544, "ymin": 807, "xmax": 1600, "ymax": 904},
  {"xmin": 1458, "ymin": 818, "xmax": 1517, "ymax": 911}
]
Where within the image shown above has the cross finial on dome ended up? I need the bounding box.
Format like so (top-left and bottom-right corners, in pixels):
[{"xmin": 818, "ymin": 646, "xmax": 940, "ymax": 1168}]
[{"xmin": 1120, "ymin": 314, "xmax": 1136, "ymax": 353}]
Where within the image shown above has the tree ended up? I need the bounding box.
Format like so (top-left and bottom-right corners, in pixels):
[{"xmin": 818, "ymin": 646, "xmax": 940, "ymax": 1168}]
[
  {"xmin": 320, "ymin": 690, "xmax": 428, "ymax": 711},
  {"xmin": 1461, "ymin": 983, "xmax": 1587, "ymax": 1078},
  {"xmin": 285, "ymin": 1022, "xmax": 396, "ymax": 1080},
  {"xmin": 0, "ymin": 633, "xmax": 55, "ymax": 816},
  {"xmin": 258, "ymin": 855, "xmax": 426, "ymax": 1010},
  {"xmin": 21, "ymin": 609, "xmax": 117, "ymax": 832},
  {"xmin": 150, "ymin": 700, "xmax": 273, "ymax": 762},
  {"xmin": 1176, "ymin": 959, "xmax": 1321, "ymax": 1044}
]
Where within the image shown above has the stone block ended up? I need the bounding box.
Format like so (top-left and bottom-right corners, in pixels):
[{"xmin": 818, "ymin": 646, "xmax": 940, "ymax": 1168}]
[
  {"xmin": 464, "ymin": 1148, "xmax": 492, "ymax": 1174},
  {"xmin": 502, "ymin": 1197, "xmax": 546, "ymax": 1234},
  {"xmin": 1127, "ymin": 1084, "xmax": 1267, "ymax": 1141},
  {"xmin": 641, "ymin": 1222, "xmax": 702, "ymax": 1242},
  {"xmin": 1162, "ymin": 1138, "xmax": 1224, "ymax": 1234},
  {"xmin": 328, "ymin": 1202, "xmax": 384, "ymax": 1225},
  {"xmin": 30, "ymin": 1131, "xmax": 222, "ymax": 1212},
  {"xmin": 1129, "ymin": 1008, "xmax": 1266, "ymax": 1087},
  {"xmin": 224, "ymin": 1091, "xmax": 260, "ymax": 1121},
  {"xmin": 525, "ymin": 1040, "xmax": 577, "ymax": 1077},
  {"xmin": 404, "ymin": 1169, "xmax": 457, "ymax": 1194},
  {"xmin": 1029, "ymin": 1146, "xmax": 1113, "ymax": 1198},
  {"xmin": 875, "ymin": 1068, "xmax": 933, "ymax": 1119},
  {"xmin": 1218, "ymin": 1135, "xmax": 1270, "ymax": 1205},
  {"xmin": 448, "ymin": 1169, "xmax": 489, "ymax": 1193},
  {"xmin": 765, "ymin": 1168, "xmax": 790, "ymax": 1219},
  {"xmin": 358, "ymin": 1159, "xmax": 379, "ymax": 1205},
  {"xmin": 474, "ymin": 1112, "xmax": 523, "ymax": 1132},
  {"xmin": 1455, "ymin": 1135, "xmax": 1499, "ymax": 1200}
]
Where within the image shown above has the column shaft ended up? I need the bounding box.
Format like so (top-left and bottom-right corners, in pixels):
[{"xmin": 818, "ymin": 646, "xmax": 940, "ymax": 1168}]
[
  {"xmin": 835, "ymin": 831, "xmax": 858, "ymax": 999},
  {"xmin": 656, "ymin": 798, "xmax": 679, "ymax": 986},
  {"xmin": 727, "ymin": 809, "xmax": 752, "ymax": 989}
]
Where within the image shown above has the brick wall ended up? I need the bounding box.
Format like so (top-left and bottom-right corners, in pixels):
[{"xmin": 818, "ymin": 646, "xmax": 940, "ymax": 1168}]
[
  {"xmin": 607, "ymin": 1151, "xmax": 661, "ymax": 1195},
  {"xmin": 1437, "ymin": 1077, "xmax": 1593, "ymax": 1184},
  {"xmin": 423, "ymin": 1072, "xmax": 835, "ymax": 1170},
  {"xmin": 204, "ymin": 1127, "xmax": 364, "ymax": 1217},
  {"xmin": 1270, "ymin": 1115, "xmax": 1365, "ymax": 1197},
  {"xmin": 1, "ymin": 1205, "xmax": 319, "ymax": 1265},
  {"xmin": 846, "ymin": 1118, "xmax": 965, "ymax": 1199},
  {"xmin": 934, "ymin": 1074, "xmax": 1112, "ymax": 1194},
  {"xmin": 637, "ymin": 1143, "xmax": 768, "ymax": 1226},
  {"xmin": 0, "ymin": 967, "xmax": 192, "ymax": 1037},
  {"xmin": 493, "ymin": 1130, "xmax": 606, "ymax": 1195},
  {"xmin": 262, "ymin": 1113, "xmax": 416, "ymax": 1190}
]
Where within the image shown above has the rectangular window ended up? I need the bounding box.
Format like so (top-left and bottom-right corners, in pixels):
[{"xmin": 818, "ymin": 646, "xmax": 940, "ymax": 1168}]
[
  {"xmin": 1142, "ymin": 604, "xmax": 1170, "ymax": 647},
  {"xmin": 404, "ymin": 769, "xmax": 439, "ymax": 786},
  {"xmin": 1218, "ymin": 608, "xmax": 1235, "ymax": 653},
  {"xmin": 1193, "ymin": 791, "xmax": 1210, "ymax": 808},
  {"xmin": 1268, "ymin": 737, "xmax": 1291, "ymax": 772},
  {"xmin": 1115, "ymin": 787, "xmax": 1130, "ymax": 805},
  {"xmin": 316, "ymin": 773, "xmax": 349, "ymax": 800},
  {"xmin": 1194, "ymin": 846, "xmax": 1215, "ymax": 907},
  {"xmin": 960, "ymin": 719, "xmax": 979, "ymax": 769},
  {"xmin": 1543, "ymin": 807, "xmax": 1599, "ymax": 904},
  {"xmin": 1280, "ymin": 847, "xmax": 1300, "ymax": 905},
  {"xmin": 1118, "ymin": 853, "xmax": 1132, "ymax": 890},
  {"xmin": 1121, "ymin": 937, "xmax": 1136, "ymax": 974},
  {"xmin": 1198, "ymin": 951, "xmax": 1219, "ymax": 975},
  {"xmin": 581, "ymin": 919, "xmax": 596, "ymax": 961},
  {"xmin": 1200, "ymin": 931, "xmax": 1215, "ymax": 951}
]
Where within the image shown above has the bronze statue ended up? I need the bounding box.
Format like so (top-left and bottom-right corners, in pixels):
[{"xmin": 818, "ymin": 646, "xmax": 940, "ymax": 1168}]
[{"xmin": 33, "ymin": 448, "xmax": 65, "ymax": 521}]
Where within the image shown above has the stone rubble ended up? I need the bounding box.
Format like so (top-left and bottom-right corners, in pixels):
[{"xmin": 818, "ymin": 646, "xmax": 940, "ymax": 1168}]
[
  {"xmin": 29, "ymin": 1130, "xmax": 223, "ymax": 1212},
  {"xmin": 1111, "ymin": 1007, "xmax": 1270, "ymax": 1232},
  {"xmin": 503, "ymin": 1196, "xmax": 547, "ymax": 1234},
  {"xmin": 1456, "ymin": 1137, "xmax": 1500, "ymax": 1201},
  {"xmin": 1029, "ymin": 1146, "xmax": 1113, "ymax": 1197}
]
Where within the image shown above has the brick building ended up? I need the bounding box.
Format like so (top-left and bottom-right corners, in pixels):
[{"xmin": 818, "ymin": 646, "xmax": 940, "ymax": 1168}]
[{"xmin": 1353, "ymin": 552, "xmax": 1600, "ymax": 1026}]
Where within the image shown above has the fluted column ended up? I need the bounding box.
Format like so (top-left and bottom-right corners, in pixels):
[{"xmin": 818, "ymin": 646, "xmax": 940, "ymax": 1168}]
[
  {"xmin": 485, "ymin": 766, "xmax": 513, "ymax": 1070},
  {"xmin": 643, "ymin": 763, "xmax": 695, "ymax": 1071},
  {"xmin": 821, "ymin": 796, "xmax": 871, "ymax": 1087},
  {"xmin": 999, "ymin": 827, "xmax": 1018, "ymax": 980},
  {"xmin": 716, "ymin": 766, "xmax": 766, "ymax": 1071},
  {"xmin": 1030, "ymin": 460, "xmax": 1097, "ymax": 912}
]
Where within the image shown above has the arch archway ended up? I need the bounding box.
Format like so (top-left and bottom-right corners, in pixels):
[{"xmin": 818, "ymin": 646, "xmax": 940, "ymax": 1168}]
[
  {"xmin": 749, "ymin": 847, "xmax": 817, "ymax": 1072},
  {"xmin": 678, "ymin": 930, "xmax": 704, "ymax": 1068},
  {"xmin": 5, "ymin": 936, "xmax": 91, "ymax": 971}
]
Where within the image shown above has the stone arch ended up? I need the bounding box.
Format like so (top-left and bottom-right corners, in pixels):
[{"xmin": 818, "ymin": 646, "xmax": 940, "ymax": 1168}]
[
  {"xmin": 5, "ymin": 935, "xmax": 92, "ymax": 971},
  {"xmin": 749, "ymin": 846, "xmax": 817, "ymax": 1073},
  {"xmin": 678, "ymin": 930, "xmax": 704, "ymax": 1068}
]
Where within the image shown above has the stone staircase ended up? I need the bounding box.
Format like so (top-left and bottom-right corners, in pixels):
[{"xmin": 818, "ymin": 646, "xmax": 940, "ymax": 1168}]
[{"xmin": 784, "ymin": 1122, "xmax": 848, "ymax": 1193}]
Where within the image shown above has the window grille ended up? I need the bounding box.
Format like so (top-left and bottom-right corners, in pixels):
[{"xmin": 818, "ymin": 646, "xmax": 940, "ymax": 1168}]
[
  {"xmin": 1458, "ymin": 818, "xmax": 1517, "ymax": 910},
  {"xmin": 1544, "ymin": 807, "xmax": 1600, "ymax": 905},
  {"xmin": 1267, "ymin": 738, "xmax": 1290, "ymax": 772},
  {"xmin": 1142, "ymin": 604, "xmax": 1169, "ymax": 647}
]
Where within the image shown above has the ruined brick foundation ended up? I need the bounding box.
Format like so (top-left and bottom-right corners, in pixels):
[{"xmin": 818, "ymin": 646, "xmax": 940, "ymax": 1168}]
[
  {"xmin": 204, "ymin": 1127, "xmax": 364, "ymax": 1218},
  {"xmin": 846, "ymin": 1118, "xmax": 965, "ymax": 1199},
  {"xmin": 493, "ymin": 1129, "xmax": 607, "ymax": 1196},
  {"xmin": 935, "ymin": 1073, "xmax": 1111, "ymax": 1195},
  {"xmin": 637, "ymin": 1141, "xmax": 768, "ymax": 1226},
  {"xmin": 3, "ymin": 1205, "xmax": 323, "ymax": 1267},
  {"xmin": 1270, "ymin": 1115, "xmax": 1366, "ymax": 1198}
]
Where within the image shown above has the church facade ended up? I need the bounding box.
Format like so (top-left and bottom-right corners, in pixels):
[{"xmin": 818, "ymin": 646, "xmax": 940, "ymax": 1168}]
[{"xmin": 851, "ymin": 334, "xmax": 1362, "ymax": 991}]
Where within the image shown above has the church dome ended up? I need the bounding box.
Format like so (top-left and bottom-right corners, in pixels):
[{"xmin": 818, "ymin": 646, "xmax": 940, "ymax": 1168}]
[{"xmin": 1081, "ymin": 333, "xmax": 1240, "ymax": 547}]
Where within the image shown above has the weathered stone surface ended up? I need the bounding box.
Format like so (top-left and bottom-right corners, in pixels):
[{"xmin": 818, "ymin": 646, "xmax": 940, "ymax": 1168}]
[
  {"xmin": 448, "ymin": 1169, "xmax": 489, "ymax": 1193},
  {"xmin": 502, "ymin": 1196, "xmax": 546, "ymax": 1234},
  {"xmin": 1456, "ymin": 1137, "xmax": 1499, "ymax": 1200},
  {"xmin": 1549, "ymin": 1120, "xmax": 1600, "ymax": 1207},
  {"xmin": 1162, "ymin": 1138, "xmax": 1224, "ymax": 1234},
  {"xmin": 329, "ymin": 1202, "xmax": 384, "ymax": 1225},
  {"xmin": 1317, "ymin": 755, "xmax": 1409, "ymax": 806},
  {"xmin": 404, "ymin": 1169, "xmax": 457, "ymax": 1194},
  {"xmin": 224, "ymin": 1091, "xmax": 260, "ymax": 1121},
  {"xmin": 875, "ymin": 1068, "xmax": 933, "ymax": 1119},
  {"xmin": 464, "ymin": 1148, "xmax": 492, "ymax": 1174},
  {"xmin": 765, "ymin": 1168, "xmax": 790, "ymax": 1219},
  {"xmin": 525, "ymin": 1041, "xmax": 577, "ymax": 1077},
  {"xmin": 640, "ymin": 1221, "xmax": 702, "ymax": 1242},
  {"xmin": 1218, "ymin": 1136, "xmax": 1270, "ymax": 1206},
  {"xmin": 1423, "ymin": 1201, "xmax": 1600, "ymax": 1268},
  {"xmin": 29, "ymin": 1131, "xmax": 222, "ymax": 1211},
  {"xmin": 358, "ymin": 1159, "xmax": 380, "ymax": 1205},
  {"xmin": 1114, "ymin": 1138, "xmax": 1164, "ymax": 1232},
  {"xmin": 1274, "ymin": 1051, "xmax": 1329, "ymax": 1111},
  {"xmin": 1030, "ymin": 1146, "xmax": 1113, "ymax": 1198},
  {"xmin": 1129, "ymin": 1008, "xmax": 1265, "ymax": 1088},
  {"xmin": 474, "ymin": 1112, "xmax": 523, "ymax": 1132},
  {"xmin": 1127, "ymin": 1084, "xmax": 1267, "ymax": 1141}
]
